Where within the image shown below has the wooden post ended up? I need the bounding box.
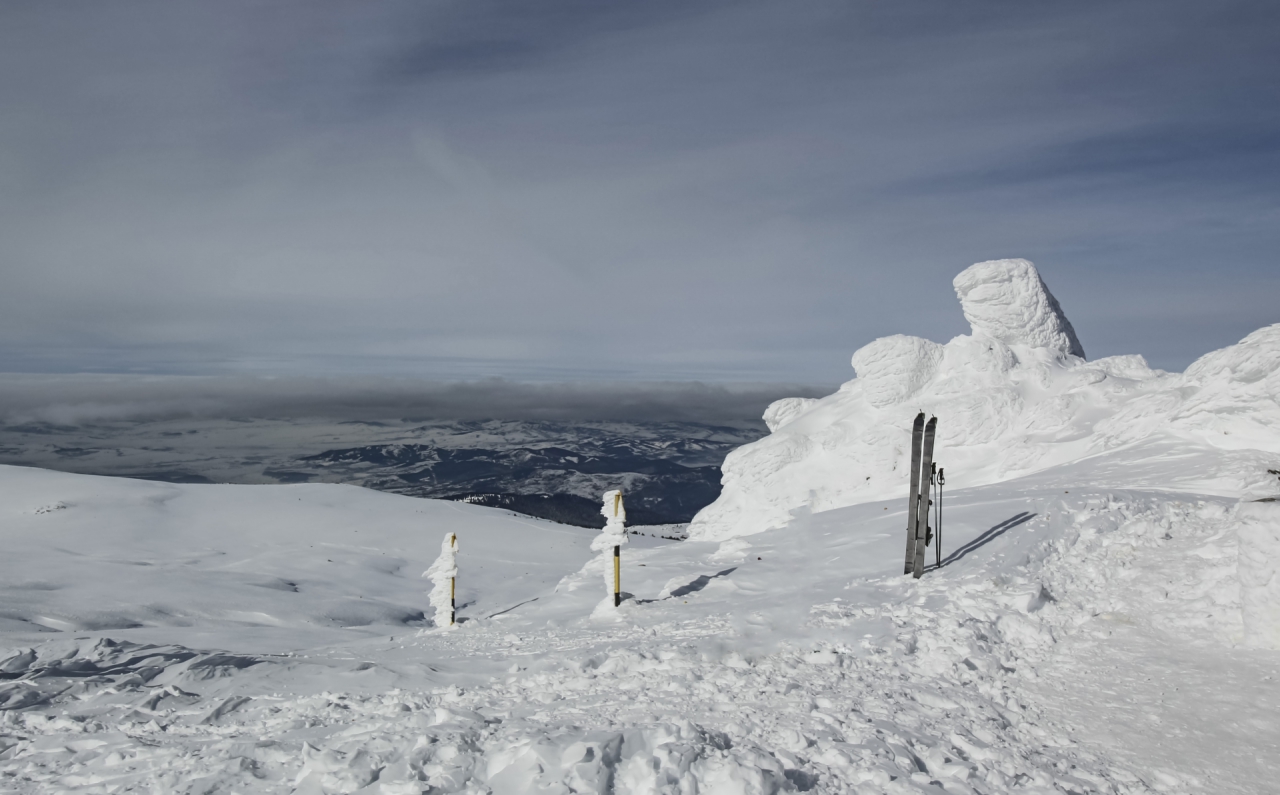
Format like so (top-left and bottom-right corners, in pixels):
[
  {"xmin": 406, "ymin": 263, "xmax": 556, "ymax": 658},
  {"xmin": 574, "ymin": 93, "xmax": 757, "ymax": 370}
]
[
  {"xmin": 449, "ymin": 534, "xmax": 457, "ymax": 626},
  {"xmin": 613, "ymin": 491, "xmax": 623, "ymax": 607}
]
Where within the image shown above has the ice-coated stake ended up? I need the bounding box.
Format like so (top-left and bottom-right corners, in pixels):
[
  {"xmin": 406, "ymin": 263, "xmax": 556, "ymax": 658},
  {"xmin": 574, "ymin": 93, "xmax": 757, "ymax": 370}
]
[
  {"xmin": 425, "ymin": 532, "xmax": 459, "ymax": 628},
  {"xmin": 594, "ymin": 489, "xmax": 628, "ymax": 609}
]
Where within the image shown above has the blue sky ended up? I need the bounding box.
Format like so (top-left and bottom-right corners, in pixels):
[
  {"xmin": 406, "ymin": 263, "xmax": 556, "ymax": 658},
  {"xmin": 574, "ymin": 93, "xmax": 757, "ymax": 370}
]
[{"xmin": 1, "ymin": 0, "xmax": 1277, "ymax": 385}]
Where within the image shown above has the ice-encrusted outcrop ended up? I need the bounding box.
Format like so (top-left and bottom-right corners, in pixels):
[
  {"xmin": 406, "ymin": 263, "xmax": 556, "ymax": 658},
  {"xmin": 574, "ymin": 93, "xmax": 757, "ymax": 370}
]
[
  {"xmin": 762, "ymin": 397, "xmax": 818, "ymax": 432},
  {"xmin": 850, "ymin": 335, "xmax": 945, "ymax": 408},
  {"xmin": 689, "ymin": 258, "xmax": 1280, "ymax": 542},
  {"xmin": 953, "ymin": 258, "xmax": 1085, "ymax": 358}
]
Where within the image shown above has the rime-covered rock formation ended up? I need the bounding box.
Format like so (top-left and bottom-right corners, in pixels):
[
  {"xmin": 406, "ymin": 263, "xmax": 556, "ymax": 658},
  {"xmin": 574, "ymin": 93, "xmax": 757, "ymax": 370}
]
[
  {"xmin": 689, "ymin": 259, "xmax": 1280, "ymax": 541},
  {"xmin": 953, "ymin": 258, "xmax": 1085, "ymax": 358}
]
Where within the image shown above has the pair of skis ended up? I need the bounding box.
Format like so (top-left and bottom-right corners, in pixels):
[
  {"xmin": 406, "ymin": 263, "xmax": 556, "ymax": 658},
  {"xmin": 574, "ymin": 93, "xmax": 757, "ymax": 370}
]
[{"xmin": 903, "ymin": 412, "xmax": 942, "ymax": 579}]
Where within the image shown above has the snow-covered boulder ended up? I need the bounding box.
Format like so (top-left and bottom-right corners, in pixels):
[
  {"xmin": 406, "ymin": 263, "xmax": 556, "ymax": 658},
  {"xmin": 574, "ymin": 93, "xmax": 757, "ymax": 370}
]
[
  {"xmin": 851, "ymin": 335, "xmax": 944, "ymax": 408},
  {"xmin": 688, "ymin": 259, "xmax": 1280, "ymax": 542},
  {"xmin": 953, "ymin": 258, "xmax": 1085, "ymax": 358}
]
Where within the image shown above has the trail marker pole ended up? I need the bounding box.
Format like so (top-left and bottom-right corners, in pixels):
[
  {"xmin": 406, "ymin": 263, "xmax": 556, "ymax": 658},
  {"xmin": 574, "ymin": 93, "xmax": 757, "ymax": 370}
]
[
  {"xmin": 595, "ymin": 489, "xmax": 628, "ymax": 609},
  {"xmin": 613, "ymin": 545, "xmax": 621, "ymax": 607},
  {"xmin": 449, "ymin": 534, "xmax": 457, "ymax": 626},
  {"xmin": 612, "ymin": 491, "xmax": 622, "ymax": 607},
  {"xmin": 425, "ymin": 532, "xmax": 459, "ymax": 628}
]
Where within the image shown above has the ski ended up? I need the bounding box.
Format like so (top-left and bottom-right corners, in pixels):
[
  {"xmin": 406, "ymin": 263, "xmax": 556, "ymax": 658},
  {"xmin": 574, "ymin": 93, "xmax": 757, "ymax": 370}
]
[
  {"xmin": 903, "ymin": 412, "xmax": 925, "ymax": 574},
  {"xmin": 912, "ymin": 416, "xmax": 937, "ymax": 579}
]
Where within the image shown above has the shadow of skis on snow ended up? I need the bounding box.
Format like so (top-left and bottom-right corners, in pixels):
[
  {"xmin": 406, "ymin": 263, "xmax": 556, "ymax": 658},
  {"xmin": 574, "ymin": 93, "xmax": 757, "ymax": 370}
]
[
  {"xmin": 637, "ymin": 567, "xmax": 738, "ymax": 604},
  {"xmin": 937, "ymin": 512, "xmax": 1037, "ymax": 569}
]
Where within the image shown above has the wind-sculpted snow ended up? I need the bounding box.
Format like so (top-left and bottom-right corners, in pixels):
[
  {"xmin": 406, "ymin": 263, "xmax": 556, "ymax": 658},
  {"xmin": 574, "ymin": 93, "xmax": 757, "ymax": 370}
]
[
  {"xmin": 690, "ymin": 258, "xmax": 1280, "ymax": 542},
  {"xmin": 762, "ymin": 397, "xmax": 818, "ymax": 433},
  {"xmin": 850, "ymin": 335, "xmax": 945, "ymax": 409},
  {"xmin": 953, "ymin": 258, "xmax": 1085, "ymax": 358}
]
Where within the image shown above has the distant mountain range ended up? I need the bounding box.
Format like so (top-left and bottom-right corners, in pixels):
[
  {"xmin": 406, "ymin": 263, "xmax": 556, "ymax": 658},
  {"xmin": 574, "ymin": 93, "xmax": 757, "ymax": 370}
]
[{"xmin": 0, "ymin": 418, "xmax": 766, "ymax": 527}]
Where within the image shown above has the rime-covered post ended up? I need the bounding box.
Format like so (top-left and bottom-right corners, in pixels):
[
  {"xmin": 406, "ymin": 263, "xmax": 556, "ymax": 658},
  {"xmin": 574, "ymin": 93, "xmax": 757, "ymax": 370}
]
[
  {"xmin": 424, "ymin": 532, "xmax": 458, "ymax": 627},
  {"xmin": 593, "ymin": 490, "xmax": 627, "ymax": 607}
]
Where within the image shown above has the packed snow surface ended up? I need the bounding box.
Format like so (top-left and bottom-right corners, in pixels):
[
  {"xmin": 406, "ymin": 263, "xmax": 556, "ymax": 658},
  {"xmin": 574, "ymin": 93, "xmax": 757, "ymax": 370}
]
[{"xmin": 2, "ymin": 258, "xmax": 1278, "ymax": 794}]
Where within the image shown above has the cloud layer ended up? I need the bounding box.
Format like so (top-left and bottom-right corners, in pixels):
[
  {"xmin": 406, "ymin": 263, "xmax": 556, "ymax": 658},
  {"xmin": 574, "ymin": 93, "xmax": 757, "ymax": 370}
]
[
  {"xmin": 2, "ymin": 1, "xmax": 1277, "ymax": 381},
  {"xmin": 0, "ymin": 374, "xmax": 825, "ymax": 426}
]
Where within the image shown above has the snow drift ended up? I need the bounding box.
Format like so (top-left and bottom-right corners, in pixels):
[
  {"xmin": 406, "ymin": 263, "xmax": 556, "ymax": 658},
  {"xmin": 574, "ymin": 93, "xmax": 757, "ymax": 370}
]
[{"xmin": 690, "ymin": 258, "xmax": 1280, "ymax": 541}]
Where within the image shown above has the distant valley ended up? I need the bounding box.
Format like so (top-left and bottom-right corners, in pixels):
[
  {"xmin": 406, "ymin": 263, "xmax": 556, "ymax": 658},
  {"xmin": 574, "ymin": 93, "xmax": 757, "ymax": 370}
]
[{"xmin": 0, "ymin": 418, "xmax": 766, "ymax": 527}]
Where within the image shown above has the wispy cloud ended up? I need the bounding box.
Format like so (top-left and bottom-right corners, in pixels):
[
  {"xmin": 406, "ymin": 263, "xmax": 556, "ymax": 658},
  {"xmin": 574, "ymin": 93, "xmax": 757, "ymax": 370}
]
[{"xmin": 1, "ymin": 1, "xmax": 1276, "ymax": 380}]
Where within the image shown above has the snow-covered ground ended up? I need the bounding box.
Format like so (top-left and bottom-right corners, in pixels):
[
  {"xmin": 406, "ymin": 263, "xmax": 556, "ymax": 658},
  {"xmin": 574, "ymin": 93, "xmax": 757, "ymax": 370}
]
[{"xmin": 2, "ymin": 259, "xmax": 1278, "ymax": 794}]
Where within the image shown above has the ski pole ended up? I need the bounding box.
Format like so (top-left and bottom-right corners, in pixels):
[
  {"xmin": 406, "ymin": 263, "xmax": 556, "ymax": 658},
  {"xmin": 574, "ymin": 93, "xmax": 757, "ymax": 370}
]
[{"xmin": 935, "ymin": 467, "xmax": 944, "ymax": 568}]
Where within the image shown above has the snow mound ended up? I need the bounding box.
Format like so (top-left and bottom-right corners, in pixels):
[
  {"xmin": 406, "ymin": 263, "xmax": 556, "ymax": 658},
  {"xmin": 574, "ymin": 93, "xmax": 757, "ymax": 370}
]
[
  {"xmin": 1237, "ymin": 501, "xmax": 1280, "ymax": 649},
  {"xmin": 850, "ymin": 335, "xmax": 944, "ymax": 408},
  {"xmin": 953, "ymin": 258, "xmax": 1085, "ymax": 358},
  {"xmin": 690, "ymin": 258, "xmax": 1280, "ymax": 542}
]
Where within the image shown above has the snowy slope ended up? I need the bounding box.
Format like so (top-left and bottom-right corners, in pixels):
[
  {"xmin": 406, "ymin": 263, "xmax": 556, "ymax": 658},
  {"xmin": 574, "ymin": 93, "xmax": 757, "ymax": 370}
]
[
  {"xmin": 691, "ymin": 259, "xmax": 1280, "ymax": 541},
  {"xmin": 0, "ymin": 466, "xmax": 603, "ymax": 652},
  {"xmin": 1, "ymin": 462, "xmax": 1277, "ymax": 793}
]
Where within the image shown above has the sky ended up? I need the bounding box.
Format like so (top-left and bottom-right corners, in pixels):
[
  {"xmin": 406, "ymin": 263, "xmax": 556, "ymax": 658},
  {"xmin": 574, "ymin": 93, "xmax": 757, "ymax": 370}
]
[{"xmin": 2, "ymin": 0, "xmax": 1278, "ymax": 390}]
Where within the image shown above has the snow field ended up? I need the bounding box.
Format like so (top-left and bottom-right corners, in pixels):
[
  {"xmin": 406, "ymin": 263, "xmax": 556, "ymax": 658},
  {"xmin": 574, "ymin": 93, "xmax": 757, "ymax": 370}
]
[{"xmin": 2, "ymin": 463, "xmax": 1276, "ymax": 793}]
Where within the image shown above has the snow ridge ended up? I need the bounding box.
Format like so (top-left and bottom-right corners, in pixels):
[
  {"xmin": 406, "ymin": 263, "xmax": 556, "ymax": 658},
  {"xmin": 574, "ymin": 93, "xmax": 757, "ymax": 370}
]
[{"xmin": 691, "ymin": 259, "xmax": 1280, "ymax": 541}]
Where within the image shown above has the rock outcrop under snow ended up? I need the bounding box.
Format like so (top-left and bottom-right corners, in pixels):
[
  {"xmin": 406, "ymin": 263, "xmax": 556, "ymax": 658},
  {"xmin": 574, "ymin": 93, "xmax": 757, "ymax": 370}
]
[
  {"xmin": 762, "ymin": 397, "xmax": 818, "ymax": 432},
  {"xmin": 689, "ymin": 258, "xmax": 1280, "ymax": 542},
  {"xmin": 953, "ymin": 258, "xmax": 1085, "ymax": 358}
]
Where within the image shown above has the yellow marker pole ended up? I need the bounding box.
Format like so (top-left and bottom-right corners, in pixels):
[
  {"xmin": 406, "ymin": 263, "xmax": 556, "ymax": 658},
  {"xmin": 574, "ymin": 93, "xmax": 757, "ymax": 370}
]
[
  {"xmin": 613, "ymin": 491, "xmax": 623, "ymax": 607},
  {"xmin": 613, "ymin": 546, "xmax": 621, "ymax": 607},
  {"xmin": 449, "ymin": 534, "xmax": 457, "ymax": 626}
]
